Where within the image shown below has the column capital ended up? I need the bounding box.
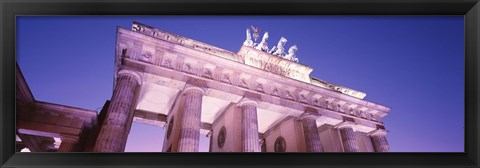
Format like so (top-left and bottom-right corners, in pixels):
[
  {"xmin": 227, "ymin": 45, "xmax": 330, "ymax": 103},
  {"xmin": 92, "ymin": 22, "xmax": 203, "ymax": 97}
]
[
  {"xmin": 59, "ymin": 134, "xmax": 79, "ymax": 143},
  {"xmin": 118, "ymin": 69, "xmax": 142, "ymax": 85},
  {"xmin": 334, "ymin": 121, "xmax": 356, "ymax": 129},
  {"xmin": 182, "ymin": 85, "xmax": 206, "ymax": 95},
  {"xmin": 298, "ymin": 113, "xmax": 319, "ymax": 120},
  {"xmin": 237, "ymin": 98, "xmax": 258, "ymax": 107},
  {"xmin": 368, "ymin": 129, "xmax": 388, "ymax": 136}
]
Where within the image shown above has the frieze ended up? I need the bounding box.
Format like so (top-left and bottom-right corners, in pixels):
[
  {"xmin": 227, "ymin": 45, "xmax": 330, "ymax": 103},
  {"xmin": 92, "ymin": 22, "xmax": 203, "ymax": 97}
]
[
  {"xmin": 312, "ymin": 98, "xmax": 319, "ymax": 106},
  {"xmin": 128, "ymin": 56, "xmax": 384, "ymax": 123},
  {"xmin": 360, "ymin": 111, "xmax": 367, "ymax": 119},
  {"xmin": 255, "ymin": 83, "xmax": 264, "ymax": 93},
  {"xmin": 272, "ymin": 87, "xmax": 280, "ymax": 97},
  {"xmin": 139, "ymin": 52, "xmax": 153, "ymax": 63},
  {"xmin": 371, "ymin": 114, "xmax": 378, "ymax": 121},
  {"xmin": 348, "ymin": 108, "xmax": 355, "ymax": 116},
  {"xmin": 164, "ymin": 57, "xmax": 378, "ymax": 121},
  {"xmin": 162, "ymin": 58, "xmax": 173, "ymax": 69},
  {"xmin": 337, "ymin": 104, "xmax": 345, "ymax": 113},
  {"xmin": 352, "ymin": 107, "xmax": 362, "ymax": 117},
  {"xmin": 239, "ymin": 79, "xmax": 248, "ymax": 88},
  {"xmin": 299, "ymin": 94, "xmax": 307, "ymax": 103},
  {"xmin": 221, "ymin": 73, "xmax": 231, "ymax": 84},
  {"xmin": 183, "ymin": 63, "xmax": 193, "ymax": 74},
  {"xmin": 325, "ymin": 100, "xmax": 333, "ymax": 110},
  {"xmin": 202, "ymin": 69, "xmax": 213, "ymax": 79},
  {"xmin": 285, "ymin": 90, "xmax": 294, "ymax": 100}
]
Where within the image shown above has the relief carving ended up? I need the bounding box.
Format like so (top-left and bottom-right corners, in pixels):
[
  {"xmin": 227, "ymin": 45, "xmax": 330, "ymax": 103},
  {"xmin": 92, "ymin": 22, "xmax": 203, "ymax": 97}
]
[
  {"xmin": 326, "ymin": 101, "xmax": 333, "ymax": 110},
  {"xmin": 274, "ymin": 136, "xmax": 286, "ymax": 152},
  {"xmin": 238, "ymin": 54, "xmax": 246, "ymax": 63},
  {"xmin": 371, "ymin": 114, "xmax": 377, "ymax": 121},
  {"xmin": 360, "ymin": 111, "xmax": 367, "ymax": 118},
  {"xmin": 203, "ymin": 69, "xmax": 213, "ymax": 79},
  {"xmin": 217, "ymin": 126, "xmax": 227, "ymax": 148},
  {"xmin": 349, "ymin": 108, "xmax": 355, "ymax": 115},
  {"xmin": 337, "ymin": 104, "xmax": 345, "ymax": 113},
  {"xmin": 139, "ymin": 52, "xmax": 153, "ymax": 63},
  {"xmin": 299, "ymin": 94, "xmax": 307, "ymax": 103},
  {"xmin": 313, "ymin": 99, "xmax": 319, "ymax": 106},
  {"xmin": 221, "ymin": 74, "xmax": 231, "ymax": 84},
  {"xmin": 285, "ymin": 91, "xmax": 293, "ymax": 100},
  {"xmin": 272, "ymin": 88, "xmax": 279, "ymax": 96},
  {"xmin": 183, "ymin": 63, "xmax": 193, "ymax": 74},
  {"xmin": 132, "ymin": 23, "xmax": 143, "ymax": 32},
  {"xmin": 255, "ymin": 83, "xmax": 264, "ymax": 92},
  {"xmin": 163, "ymin": 59, "xmax": 173, "ymax": 69},
  {"xmin": 239, "ymin": 79, "xmax": 248, "ymax": 88}
]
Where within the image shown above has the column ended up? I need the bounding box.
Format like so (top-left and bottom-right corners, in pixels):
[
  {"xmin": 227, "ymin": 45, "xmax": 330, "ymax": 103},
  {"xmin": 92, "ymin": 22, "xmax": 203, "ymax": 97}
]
[
  {"xmin": 369, "ymin": 129, "xmax": 390, "ymax": 152},
  {"xmin": 58, "ymin": 135, "xmax": 79, "ymax": 152},
  {"xmin": 93, "ymin": 69, "xmax": 141, "ymax": 152},
  {"xmin": 177, "ymin": 86, "xmax": 204, "ymax": 152},
  {"xmin": 239, "ymin": 99, "xmax": 261, "ymax": 152},
  {"xmin": 300, "ymin": 115, "xmax": 323, "ymax": 152},
  {"xmin": 337, "ymin": 122, "xmax": 360, "ymax": 152}
]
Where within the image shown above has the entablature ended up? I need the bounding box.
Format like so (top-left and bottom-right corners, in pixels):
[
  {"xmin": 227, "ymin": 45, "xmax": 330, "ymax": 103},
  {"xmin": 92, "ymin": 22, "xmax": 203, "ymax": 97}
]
[{"xmin": 121, "ymin": 57, "xmax": 388, "ymax": 128}]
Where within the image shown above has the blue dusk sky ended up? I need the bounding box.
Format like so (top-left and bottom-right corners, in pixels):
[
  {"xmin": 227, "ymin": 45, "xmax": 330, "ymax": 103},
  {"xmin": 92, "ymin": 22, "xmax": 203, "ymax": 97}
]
[{"xmin": 16, "ymin": 16, "xmax": 464, "ymax": 152}]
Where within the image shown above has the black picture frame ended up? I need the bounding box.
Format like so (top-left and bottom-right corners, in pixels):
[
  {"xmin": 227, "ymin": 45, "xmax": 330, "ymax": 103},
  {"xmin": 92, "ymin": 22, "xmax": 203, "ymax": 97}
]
[{"xmin": 1, "ymin": 0, "xmax": 479, "ymax": 168}]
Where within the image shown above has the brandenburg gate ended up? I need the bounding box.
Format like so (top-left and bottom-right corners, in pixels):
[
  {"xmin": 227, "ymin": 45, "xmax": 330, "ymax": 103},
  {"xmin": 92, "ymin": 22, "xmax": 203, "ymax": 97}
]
[{"xmin": 16, "ymin": 22, "xmax": 391, "ymax": 152}]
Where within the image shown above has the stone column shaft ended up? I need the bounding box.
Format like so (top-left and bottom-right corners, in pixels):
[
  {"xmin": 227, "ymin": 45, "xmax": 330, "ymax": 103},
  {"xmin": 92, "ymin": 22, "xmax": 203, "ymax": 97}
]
[
  {"xmin": 177, "ymin": 88, "xmax": 203, "ymax": 152},
  {"xmin": 93, "ymin": 71, "xmax": 140, "ymax": 152},
  {"xmin": 370, "ymin": 131, "xmax": 390, "ymax": 152},
  {"xmin": 241, "ymin": 102, "xmax": 261, "ymax": 152},
  {"xmin": 339, "ymin": 126, "xmax": 360, "ymax": 152},
  {"xmin": 301, "ymin": 117, "xmax": 323, "ymax": 152}
]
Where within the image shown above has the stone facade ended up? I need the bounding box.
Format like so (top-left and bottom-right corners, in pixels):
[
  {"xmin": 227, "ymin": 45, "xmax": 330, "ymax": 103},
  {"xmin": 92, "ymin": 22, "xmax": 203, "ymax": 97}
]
[{"xmin": 15, "ymin": 22, "xmax": 391, "ymax": 152}]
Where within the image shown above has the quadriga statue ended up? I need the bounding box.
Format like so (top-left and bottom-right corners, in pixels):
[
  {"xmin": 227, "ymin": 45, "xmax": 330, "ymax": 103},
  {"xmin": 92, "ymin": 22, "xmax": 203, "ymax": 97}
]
[
  {"xmin": 243, "ymin": 28, "xmax": 253, "ymax": 47},
  {"xmin": 269, "ymin": 37, "xmax": 287, "ymax": 57},
  {"xmin": 284, "ymin": 45, "xmax": 299, "ymax": 62},
  {"xmin": 255, "ymin": 32, "xmax": 269, "ymax": 52}
]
